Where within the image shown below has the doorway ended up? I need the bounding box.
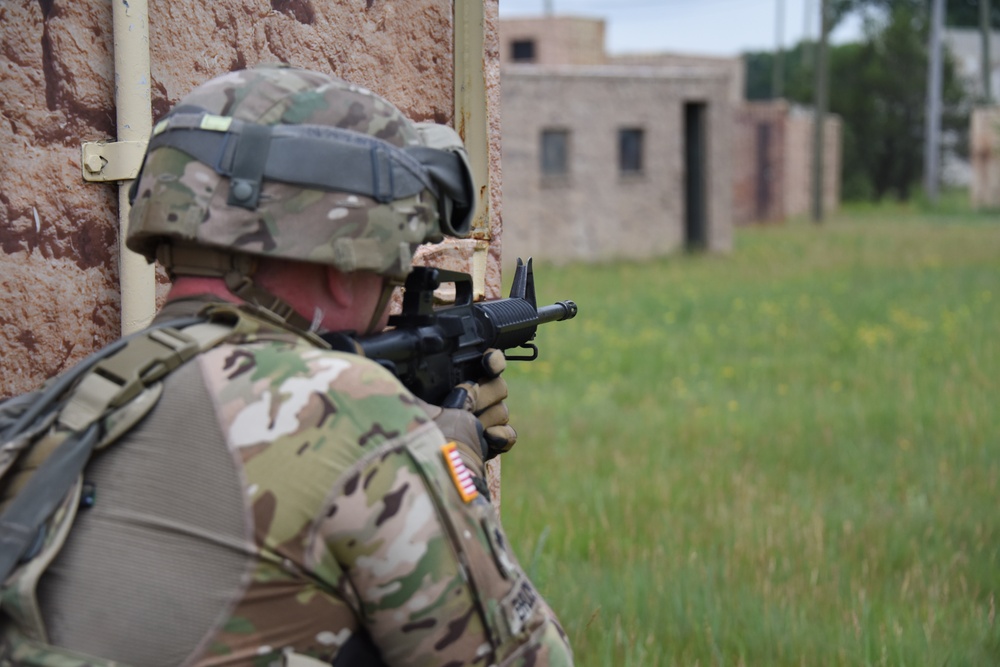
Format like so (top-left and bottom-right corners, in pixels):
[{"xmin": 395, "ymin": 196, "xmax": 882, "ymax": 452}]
[
  {"xmin": 755, "ymin": 122, "xmax": 773, "ymax": 220},
  {"xmin": 684, "ymin": 102, "xmax": 707, "ymax": 249}
]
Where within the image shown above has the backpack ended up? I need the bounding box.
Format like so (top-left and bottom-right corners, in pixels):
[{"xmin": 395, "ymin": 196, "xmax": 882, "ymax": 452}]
[
  {"xmin": 0, "ymin": 305, "xmax": 389, "ymax": 667},
  {"xmin": 0, "ymin": 313, "xmax": 236, "ymax": 664}
]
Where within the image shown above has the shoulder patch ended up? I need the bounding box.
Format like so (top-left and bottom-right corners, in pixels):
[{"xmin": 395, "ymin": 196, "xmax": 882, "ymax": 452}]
[{"xmin": 441, "ymin": 442, "xmax": 478, "ymax": 503}]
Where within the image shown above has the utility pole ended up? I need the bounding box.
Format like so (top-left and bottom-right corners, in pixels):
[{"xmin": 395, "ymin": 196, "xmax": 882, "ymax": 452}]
[
  {"xmin": 773, "ymin": 0, "xmax": 785, "ymax": 98},
  {"xmin": 925, "ymin": 0, "xmax": 945, "ymax": 203},
  {"xmin": 811, "ymin": 0, "xmax": 829, "ymax": 223},
  {"xmin": 803, "ymin": 0, "xmax": 816, "ymax": 71},
  {"xmin": 982, "ymin": 0, "xmax": 992, "ymax": 103}
]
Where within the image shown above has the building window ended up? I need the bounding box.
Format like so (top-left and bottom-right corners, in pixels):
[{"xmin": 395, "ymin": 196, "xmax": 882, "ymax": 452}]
[
  {"xmin": 619, "ymin": 128, "xmax": 644, "ymax": 174},
  {"xmin": 511, "ymin": 39, "xmax": 536, "ymax": 63},
  {"xmin": 541, "ymin": 129, "xmax": 569, "ymax": 176}
]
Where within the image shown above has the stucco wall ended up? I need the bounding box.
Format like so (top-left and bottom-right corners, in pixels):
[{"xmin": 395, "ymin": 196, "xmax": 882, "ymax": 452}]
[
  {"xmin": 1, "ymin": 1, "xmax": 502, "ymax": 399},
  {"xmin": 501, "ymin": 65, "xmax": 734, "ymax": 266}
]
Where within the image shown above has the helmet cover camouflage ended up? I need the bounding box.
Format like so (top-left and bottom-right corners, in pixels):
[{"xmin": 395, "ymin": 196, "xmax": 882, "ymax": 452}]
[{"xmin": 126, "ymin": 65, "xmax": 473, "ymax": 280}]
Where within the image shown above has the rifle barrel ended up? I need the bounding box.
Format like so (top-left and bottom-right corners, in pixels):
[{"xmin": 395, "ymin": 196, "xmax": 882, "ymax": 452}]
[{"xmin": 536, "ymin": 300, "xmax": 578, "ymax": 325}]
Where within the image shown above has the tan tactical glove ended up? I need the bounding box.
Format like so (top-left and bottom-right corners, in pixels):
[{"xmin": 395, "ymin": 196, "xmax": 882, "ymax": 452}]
[
  {"xmin": 453, "ymin": 348, "xmax": 517, "ymax": 456},
  {"xmin": 423, "ymin": 349, "xmax": 517, "ymax": 468}
]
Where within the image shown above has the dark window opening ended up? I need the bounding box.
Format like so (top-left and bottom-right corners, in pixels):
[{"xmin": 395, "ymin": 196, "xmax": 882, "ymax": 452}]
[
  {"xmin": 511, "ymin": 39, "xmax": 536, "ymax": 62},
  {"xmin": 619, "ymin": 128, "xmax": 645, "ymax": 174},
  {"xmin": 541, "ymin": 129, "xmax": 569, "ymax": 176}
]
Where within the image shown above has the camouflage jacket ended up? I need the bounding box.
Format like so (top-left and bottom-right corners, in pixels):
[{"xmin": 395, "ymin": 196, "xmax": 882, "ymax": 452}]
[{"xmin": 10, "ymin": 298, "xmax": 571, "ymax": 667}]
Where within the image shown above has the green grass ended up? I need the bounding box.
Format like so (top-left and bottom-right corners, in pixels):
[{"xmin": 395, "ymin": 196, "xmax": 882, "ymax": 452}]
[{"xmin": 499, "ymin": 198, "xmax": 1000, "ymax": 666}]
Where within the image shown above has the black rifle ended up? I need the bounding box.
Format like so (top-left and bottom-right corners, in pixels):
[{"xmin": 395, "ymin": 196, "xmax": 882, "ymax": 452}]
[{"xmin": 347, "ymin": 258, "xmax": 577, "ymax": 406}]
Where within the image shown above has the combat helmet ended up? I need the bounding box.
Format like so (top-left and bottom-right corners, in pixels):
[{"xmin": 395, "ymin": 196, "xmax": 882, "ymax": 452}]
[{"xmin": 126, "ymin": 64, "xmax": 475, "ymax": 327}]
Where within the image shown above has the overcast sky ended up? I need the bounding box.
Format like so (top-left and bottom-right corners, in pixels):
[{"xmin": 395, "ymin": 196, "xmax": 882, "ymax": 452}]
[{"xmin": 498, "ymin": 0, "xmax": 865, "ymax": 57}]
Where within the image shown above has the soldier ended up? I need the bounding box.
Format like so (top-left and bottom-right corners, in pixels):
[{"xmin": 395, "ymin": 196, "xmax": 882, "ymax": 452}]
[{"xmin": 0, "ymin": 66, "xmax": 572, "ymax": 666}]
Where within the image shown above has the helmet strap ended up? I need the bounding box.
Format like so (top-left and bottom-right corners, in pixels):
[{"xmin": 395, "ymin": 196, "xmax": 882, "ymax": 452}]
[
  {"xmin": 222, "ymin": 270, "xmax": 313, "ymax": 332},
  {"xmin": 158, "ymin": 243, "xmax": 313, "ymax": 331},
  {"xmin": 364, "ymin": 278, "xmax": 402, "ymax": 335}
]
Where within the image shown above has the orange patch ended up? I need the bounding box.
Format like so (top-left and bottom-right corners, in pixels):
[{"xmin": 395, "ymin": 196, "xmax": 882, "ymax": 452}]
[{"xmin": 441, "ymin": 442, "xmax": 478, "ymax": 503}]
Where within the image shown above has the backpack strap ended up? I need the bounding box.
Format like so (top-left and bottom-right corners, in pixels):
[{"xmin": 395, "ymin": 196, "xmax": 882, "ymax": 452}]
[{"xmin": 0, "ymin": 623, "xmax": 134, "ymax": 666}]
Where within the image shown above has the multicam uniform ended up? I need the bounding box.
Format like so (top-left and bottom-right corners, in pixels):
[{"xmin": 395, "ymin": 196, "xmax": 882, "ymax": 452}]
[
  {"xmin": 1, "ymin": 65, "xmax": 572, "ymax": 666},
  {"xmin": 20, "ymin": 297, "xmax": 571, "ymax": 666}
]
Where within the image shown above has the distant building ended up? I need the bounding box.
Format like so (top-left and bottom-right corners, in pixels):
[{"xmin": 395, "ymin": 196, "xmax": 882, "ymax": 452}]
[
  {"xmin": 500, "ymin": 16, "xmax": 736, "ymax": 264},
  {"xmin": 501, "ymin": 16, "xmax": 607, "ymax": 66},
  {"xmin": 502, "ymin": 63, "xmax": 734, "ymax": 264},
  {"xmin": 733, "ymin": 101, "xmax": 842, "ymax": 224},
  {"xmin": 499, "ymin": 16, "xmax": 841, "ymax": 265}
]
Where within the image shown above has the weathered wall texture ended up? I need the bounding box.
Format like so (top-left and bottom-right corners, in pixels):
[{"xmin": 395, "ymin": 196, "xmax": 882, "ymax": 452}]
[
  {"xmin": 971, "ymin": 106, "xmax": 1000, "ymax": 209},
  {"xmin": 2, "ymin": 1, "xmax": 119, "ymax": 398},
  {"xmin": 482, "ymin": 3, "xmax": 504, "ymax": 299},
  {"xmin": 1, "ymin": 1, "xmax": 506, "ymax": 399},
  {"xmin": 147, "ymin": 2, "xmax": 455, "ymax": 125},
  {"xmin": 501, "ymin": 65, "xmax": 734, "ymax": 265}
]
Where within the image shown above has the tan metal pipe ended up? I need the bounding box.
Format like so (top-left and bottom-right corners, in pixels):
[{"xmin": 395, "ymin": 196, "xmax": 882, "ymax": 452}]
[
  {"xmin": 113, "ymin": 0, "xmax": 155, "ymax": 334},
  {"xmin": 454, "ymin": 1, "xmax": 502, "ymax": 500},
  {"xmin": 453, "ymin": 0, "xmax": 491, "ymax": 301}
]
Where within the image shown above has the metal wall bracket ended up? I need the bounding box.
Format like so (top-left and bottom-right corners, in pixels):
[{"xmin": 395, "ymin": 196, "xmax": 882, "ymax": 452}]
[{"xmin": 81, "ymin": 140, "xmax": 147, "ymax": 182}]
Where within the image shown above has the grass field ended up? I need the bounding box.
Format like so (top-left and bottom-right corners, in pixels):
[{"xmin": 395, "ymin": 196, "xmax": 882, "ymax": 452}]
[{"xmin": 499, "ymin": 197, "xmax": 1000, "ymax": 666}]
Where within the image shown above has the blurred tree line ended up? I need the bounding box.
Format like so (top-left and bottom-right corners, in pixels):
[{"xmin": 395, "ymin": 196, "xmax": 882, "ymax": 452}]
[{"xmin": 745, "ymin": 0, "xmax": 980, "ymax": 201}]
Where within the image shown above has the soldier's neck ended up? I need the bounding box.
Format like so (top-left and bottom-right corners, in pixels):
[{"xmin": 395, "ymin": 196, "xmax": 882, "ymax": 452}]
[{"xmin": 166, "ymin": 276, "xmax": 241, "ymax": 304}]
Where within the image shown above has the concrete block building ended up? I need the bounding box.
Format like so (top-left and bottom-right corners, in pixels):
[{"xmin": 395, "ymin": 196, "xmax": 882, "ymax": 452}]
[
  {"xmin": 500, "ymin": 16, "xmax": 736, "ymax": 265},
  {"xmin": 500, "ymin": 15, "xmax": 842, "ymax": 263}
]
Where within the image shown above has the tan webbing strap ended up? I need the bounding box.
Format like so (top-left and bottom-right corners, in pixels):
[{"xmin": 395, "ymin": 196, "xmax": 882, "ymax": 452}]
[
  {"xmin": 158, "ymin": 243, "xmax": 315, "ymax": 332},
  {"xmin": 154, "ymin": 243, "xmax": 257, "ymax": 279},
  {"xmin": 364, "ymin": 275, "xmax": 404, "ymax": 335},
  {"xmin": 58, "ymin": 327, "xmax": 204, "ymax": 432},
  {"xmin": 282, "ymin": 652, "xmax": 331, "ymax": 667},
  {"xmin": 223, "ymin": 272, "xmax": 314, "ymax": 332},
  {"xmin": 175, "ymin": 320, "xmax": 238, "ymax": 351},
  {"xmin": 1, "ymin": 625, "xmax": 133, "ymax": 666}
]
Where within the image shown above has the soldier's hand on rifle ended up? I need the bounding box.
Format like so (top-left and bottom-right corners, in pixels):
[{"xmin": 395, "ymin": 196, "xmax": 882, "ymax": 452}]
[
  {"xmin": 424, "ymin": 349, "xmax": 517, "ymax": 472},
  {"xmin": 453, "ymin": 348, "xmax": 517, "ymax": 459}
]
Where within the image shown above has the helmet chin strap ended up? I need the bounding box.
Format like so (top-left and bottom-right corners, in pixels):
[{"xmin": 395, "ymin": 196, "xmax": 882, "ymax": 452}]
[
  {"xmin": 222, "ymin": 270, "xmax": 314, "ymax": 332},
  {"xmin": 159, "ymin": 242, "xmax": 407, "ymax": 337},
  {"xmin": 364, "ymin": 278, "xmax": 402, "ymax": 335},
  {"xmin": 158, "ymin": 243, "xmax": 313, "ymax": 331}
]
